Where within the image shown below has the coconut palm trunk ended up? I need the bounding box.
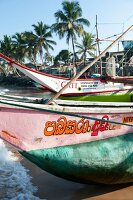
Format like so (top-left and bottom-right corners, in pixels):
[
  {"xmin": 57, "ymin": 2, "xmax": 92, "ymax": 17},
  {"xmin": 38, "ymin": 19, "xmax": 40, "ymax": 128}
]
[{"xmin": 71, "ymin": 35, "xmax": 77, "ymax": 67}]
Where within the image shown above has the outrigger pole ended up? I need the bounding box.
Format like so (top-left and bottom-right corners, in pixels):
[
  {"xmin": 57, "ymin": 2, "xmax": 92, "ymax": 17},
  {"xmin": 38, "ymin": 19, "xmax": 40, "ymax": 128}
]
[{"xmin": 47, "ymin": 25, "xmax": 133, "ymax": 104}]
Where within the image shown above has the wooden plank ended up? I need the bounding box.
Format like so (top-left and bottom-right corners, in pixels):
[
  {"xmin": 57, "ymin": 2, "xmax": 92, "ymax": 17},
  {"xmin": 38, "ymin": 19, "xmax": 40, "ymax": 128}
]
[
  {"xmin": 1, "ymin": 94, "xmax": 133, "ymax": 107},
  {"xmin": 0, "ymin": 99, "xmax": 133, "ymax": 114}
]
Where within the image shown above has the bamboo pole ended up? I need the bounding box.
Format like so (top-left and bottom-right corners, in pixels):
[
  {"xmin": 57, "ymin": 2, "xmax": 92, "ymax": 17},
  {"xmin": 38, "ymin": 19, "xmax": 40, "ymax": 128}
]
[{"xmin": 47, "ymin": 25, "xmax": 133, "ymax": 105}]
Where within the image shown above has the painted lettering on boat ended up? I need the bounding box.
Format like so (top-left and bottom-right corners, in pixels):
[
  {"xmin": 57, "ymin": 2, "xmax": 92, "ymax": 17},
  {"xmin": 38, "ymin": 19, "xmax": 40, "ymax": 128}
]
[
  {"xmin": 122, "ymin": 116, "xmax": 133, "ymax": 124},
  {"xmin": 86, "ymin": 122, "xmax": 121, "ymax": 133},
  {"xmin": 106, "ymin": 123, "xmax": 121, "ymax": 130},
  {"xmin": 80, "ymin": 81, "xmax": 99, "ymax": 89},
  {"xmin": 61, "ymin": 81, "xmax": 99, "ymax": 89},
  {"xmin": 61, "ymin": 81, "xmax": 78, "ymax": 88},
  {"xmin": 44, "ymin": 115, "xmax": 109, "ymax": 136}
]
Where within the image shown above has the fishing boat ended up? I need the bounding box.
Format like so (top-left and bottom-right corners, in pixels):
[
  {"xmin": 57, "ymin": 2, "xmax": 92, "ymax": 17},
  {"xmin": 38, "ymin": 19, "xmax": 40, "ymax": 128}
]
[
  {"xmin": 0, "ymin": 26, "xmax": 133, "ymax": 102},
  {"xmin": 0, "ymin": 26, "xmax": 132, "ymax": 185},
  {"xmin": 0, "ymin": 53, "xmax": 133, "ymax": 102},
  {"xmin": 0, "ymin": 96, "xmax": 133, "ymax": 184}
]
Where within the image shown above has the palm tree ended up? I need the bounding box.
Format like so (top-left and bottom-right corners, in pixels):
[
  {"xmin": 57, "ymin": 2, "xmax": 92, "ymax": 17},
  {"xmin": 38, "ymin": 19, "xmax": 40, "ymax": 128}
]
[
  {"xmin": 44, "ymin": 52, "xmax": 54, "ymax": 65},
  {"xmin": 75, "ymin": 32, "xmax": 96, "ymax": 66},
  {"xmin": 0, "ymin": 34, "xmax": 24, "ymax": 75},
  {"xmin": 29, "ymin": 21, "xmax": 56, "ymax": 64},
  {"xmin": 12, "ymin": 32, "xmax": 27, "ymax": 63},
  {"xmin": 0, "ymin": 35, "xmax": 15, "ymax": 58},
  {"xmin": 0, "ymin": 35, "xmax": 16, "ymax": 74},
  {"xmin": 52, "ymin": 0, "xmax": 90, "ymax": 66},
  {"xmin": 54, "ymin": 49, "xmax": 72, "ymax": 65},
  {"xmin": 22, "ymin": 31, "xmax": 38, "ymax": 64}
]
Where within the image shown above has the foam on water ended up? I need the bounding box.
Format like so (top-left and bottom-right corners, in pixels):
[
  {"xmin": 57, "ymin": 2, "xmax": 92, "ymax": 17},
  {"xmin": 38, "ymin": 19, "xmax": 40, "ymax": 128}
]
[
  {"xmin": 0, "ymin": 89, "xmax": 9, "ymax": 94},
  {"xmin": 0, "ymin": 139, "xmax": 40, "ymax": 200}
]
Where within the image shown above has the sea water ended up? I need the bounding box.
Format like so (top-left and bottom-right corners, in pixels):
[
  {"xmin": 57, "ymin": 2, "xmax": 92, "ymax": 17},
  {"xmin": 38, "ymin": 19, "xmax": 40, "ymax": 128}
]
[
  {"xmin": 0, "ymin": 139, "xmax": 40, "ymax": 200},
  {"xmin": 0, "ymin": 87, "xmax": 51, "ymax": 200}
]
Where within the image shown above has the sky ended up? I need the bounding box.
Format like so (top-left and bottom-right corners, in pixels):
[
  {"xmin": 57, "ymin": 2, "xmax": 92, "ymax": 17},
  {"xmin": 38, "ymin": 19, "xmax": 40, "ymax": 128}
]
[{"xmin": 0, "ymin": 0, "xmax": 133, "ymax": 56}]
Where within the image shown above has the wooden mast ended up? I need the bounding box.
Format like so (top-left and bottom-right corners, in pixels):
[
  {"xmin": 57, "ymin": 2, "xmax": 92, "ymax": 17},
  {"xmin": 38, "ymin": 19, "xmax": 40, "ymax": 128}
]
[
  {"xmin": 96, "ymin": 15, "xmax": 101, "ymax": 56},
  {"xmin": 47, "ymin": 25, "xmax": 133, "ymax": 105},
  {"xmin": 95, "ymin": 15, "xmax": 102, "ymax": 75}
]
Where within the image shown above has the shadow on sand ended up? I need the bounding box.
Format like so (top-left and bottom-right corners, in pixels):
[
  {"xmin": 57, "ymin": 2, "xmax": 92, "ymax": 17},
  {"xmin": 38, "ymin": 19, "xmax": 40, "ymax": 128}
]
[{"xmin": 20, "ymin": 155, "xmax": 133, "ymax": 200}]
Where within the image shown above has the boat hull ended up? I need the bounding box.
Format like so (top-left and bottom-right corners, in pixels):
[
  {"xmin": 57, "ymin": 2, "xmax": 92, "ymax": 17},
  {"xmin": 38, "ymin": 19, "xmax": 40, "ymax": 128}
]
[
  {"xmin": 20, "ymin": 133, "xmax": 133, "ymax": 184},
  {"xmin": 0, "ymin": 46, "xmax": 133, "ymax": 98},
  {"xmin": 0, "ymin": 100, "xmax": 133, "ymax": 184}
]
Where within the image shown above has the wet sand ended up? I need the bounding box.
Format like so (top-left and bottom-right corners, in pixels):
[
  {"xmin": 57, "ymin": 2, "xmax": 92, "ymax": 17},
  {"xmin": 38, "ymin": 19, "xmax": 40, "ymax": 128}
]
[{"xmin": 20, "ymin": 155, "xmax": 133, "ymax": 200}]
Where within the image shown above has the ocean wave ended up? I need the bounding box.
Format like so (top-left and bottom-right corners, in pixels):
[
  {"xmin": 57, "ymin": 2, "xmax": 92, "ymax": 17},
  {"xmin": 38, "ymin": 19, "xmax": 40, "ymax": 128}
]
[{"xmin": 0, "ymin": 139, "xmax": 40, "ymax": 200}]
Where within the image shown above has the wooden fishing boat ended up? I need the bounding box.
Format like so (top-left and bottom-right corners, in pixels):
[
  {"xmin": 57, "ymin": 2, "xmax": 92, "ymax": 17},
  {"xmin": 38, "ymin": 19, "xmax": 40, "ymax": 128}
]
[
  {"xmin": 0, "ymin": 27, "xmax": 132, "ymax": 184},
  {"xmin": 0, "ymin": 26, "xmax": 133, "ymax": 102},
  {"xmin": 0, "ymin": 52, "xmax": 133, "ymax": 102},
  {"xmin": 0, "ymin": 98, "xmax": 133, "ymax": 184}
]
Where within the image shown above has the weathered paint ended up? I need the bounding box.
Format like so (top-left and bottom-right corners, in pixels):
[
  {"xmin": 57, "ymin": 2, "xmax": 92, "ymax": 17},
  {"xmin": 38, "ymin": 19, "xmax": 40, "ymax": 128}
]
[
  {"xmin": 0, "ymin": 105, "xmax": 133, "ymax": 151},
  {"xmin": 0, "ymin": 100, "xmax": 133, "ymax": 184},
  {"xmin": 20, "ymin": 133, "xmax": 133, "ymax": 184}
]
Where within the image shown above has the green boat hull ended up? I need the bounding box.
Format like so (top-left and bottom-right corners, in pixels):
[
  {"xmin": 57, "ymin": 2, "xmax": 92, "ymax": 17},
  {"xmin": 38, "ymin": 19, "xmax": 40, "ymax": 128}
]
[
  {"xmin": 20, "ymin": 133, "xmax": 133, "ymax": 184},
  {"xmin": 60, "ymin": 91, "xmax": 133, "ymax": 102}
]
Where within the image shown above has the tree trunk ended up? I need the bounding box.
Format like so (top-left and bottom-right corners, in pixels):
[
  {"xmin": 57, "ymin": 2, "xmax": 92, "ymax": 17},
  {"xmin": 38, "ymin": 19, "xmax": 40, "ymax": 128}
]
[{"xmin": 71, "ymin": 36, "xmax": 77, "ymax": 67}]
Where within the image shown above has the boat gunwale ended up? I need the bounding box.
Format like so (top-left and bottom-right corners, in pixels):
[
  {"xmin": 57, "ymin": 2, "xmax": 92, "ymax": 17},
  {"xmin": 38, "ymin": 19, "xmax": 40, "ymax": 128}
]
[{"xmin": 0, "ymin": 99, "xmax": 133, "ymax": 114}]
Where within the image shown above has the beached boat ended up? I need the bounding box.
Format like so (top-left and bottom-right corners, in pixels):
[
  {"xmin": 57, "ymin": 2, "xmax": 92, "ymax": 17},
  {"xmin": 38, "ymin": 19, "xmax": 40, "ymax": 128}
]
[
  {"xmin": 0, "ymin": 52, "xmax": 133, "ymax": 102},
  {"xmin": 0, "ymin": 97, "xmax": 133, "ymax": 184},
  {"xmin": 0, "ymin": 26, "xmax": 133, "ymax": 102}
]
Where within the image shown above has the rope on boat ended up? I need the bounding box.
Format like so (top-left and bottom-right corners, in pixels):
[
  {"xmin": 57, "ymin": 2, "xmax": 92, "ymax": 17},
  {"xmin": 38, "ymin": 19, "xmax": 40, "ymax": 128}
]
[{"xmin": 0, "ymin": 100, "xmax": 133, "ymax": 127}]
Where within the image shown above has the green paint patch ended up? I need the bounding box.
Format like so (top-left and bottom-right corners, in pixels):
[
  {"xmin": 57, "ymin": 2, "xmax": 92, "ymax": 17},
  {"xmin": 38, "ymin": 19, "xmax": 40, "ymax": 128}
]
[{"xmin": 60, "ymin": 92, "xmax": 133, "ymax": 102}]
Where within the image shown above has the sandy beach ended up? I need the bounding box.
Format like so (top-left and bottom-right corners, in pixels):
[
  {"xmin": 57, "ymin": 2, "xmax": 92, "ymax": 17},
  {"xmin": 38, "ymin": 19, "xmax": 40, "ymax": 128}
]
[{"xmin": 19, "ymin": 152, "xmax": 133, "ymax": 200}]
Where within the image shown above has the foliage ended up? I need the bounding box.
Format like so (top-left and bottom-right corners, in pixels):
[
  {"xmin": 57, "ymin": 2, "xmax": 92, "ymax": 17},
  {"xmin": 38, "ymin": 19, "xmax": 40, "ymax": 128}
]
[
  {"xmin": 52, "ymin": 0, "xmax": 90, "ymax": 66},
  {"xmin": 54, "ymin": 49, "xmax": 72, "ymax": 65},
  {"xmin": 31, "ymin": 21, "xmax": 56, "ymax": 63},
  {"xmin": 0, "ymin": 22, "xmax": 56, "ymax": 66},
  {"xmin": 0, "ymin": 1, "xmax": 95, "ymax": 71},
  {"xmin": 0, "ymin": 35, "xmax": 15, "ymax": 58},
  {"xmin": 76, "ymin": 32, "xmax": 96, "ymax": 66}
]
